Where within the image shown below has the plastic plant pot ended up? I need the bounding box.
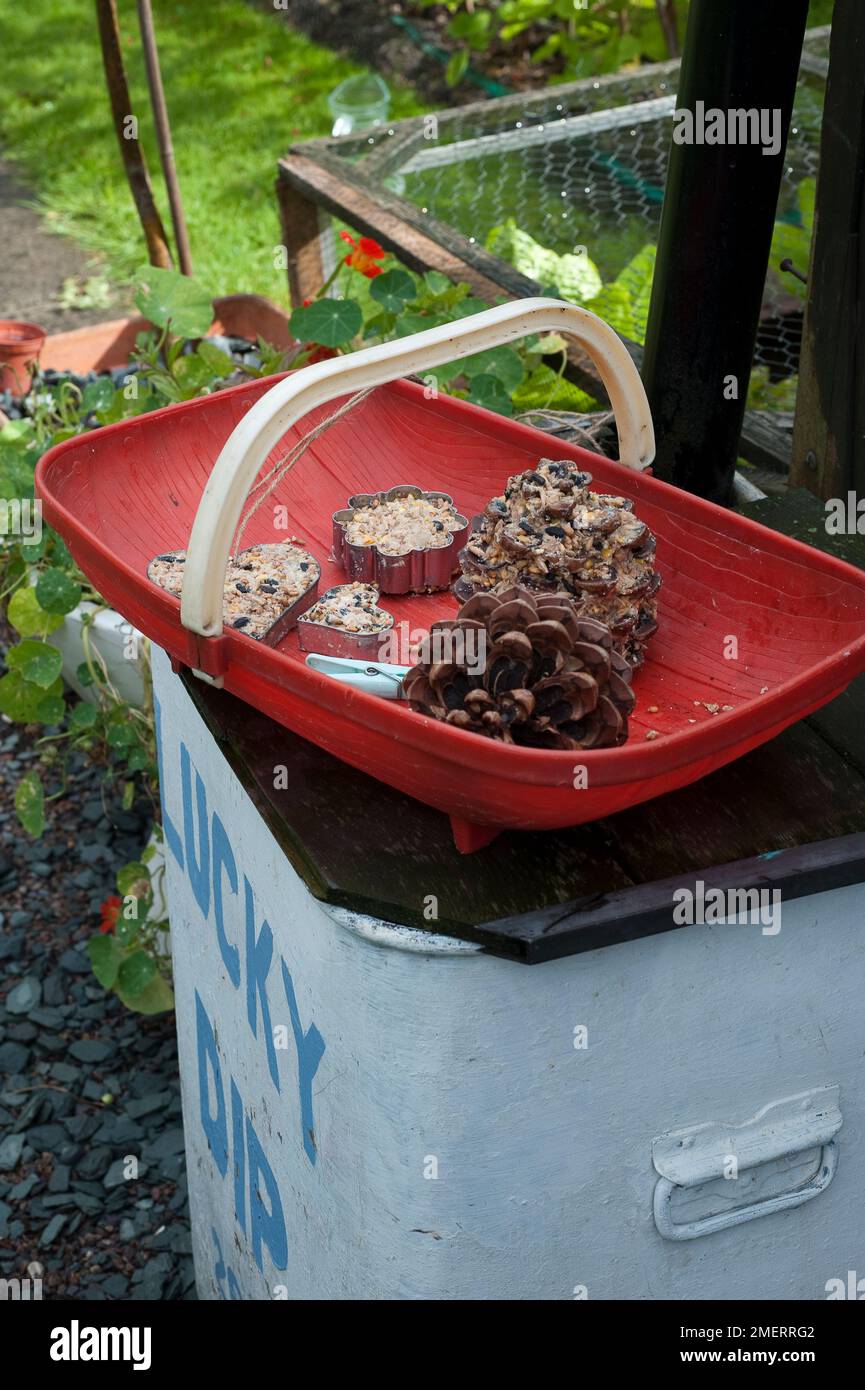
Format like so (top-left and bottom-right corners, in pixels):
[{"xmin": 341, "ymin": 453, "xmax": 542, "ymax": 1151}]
[{"xmin": 0, "ymin": 319, "xmax": 46, "ymax": 395}]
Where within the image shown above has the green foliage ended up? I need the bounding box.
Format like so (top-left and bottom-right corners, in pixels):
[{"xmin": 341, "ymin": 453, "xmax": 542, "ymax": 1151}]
[
  {"xmin": 746, "ymin": 366, "xmax": 799, "ymax": 413},
  {"xmin": 426, "ymin": 0, "xmax": 683, "ymax": 87},
  {"xmin": 88, "ymin": 934, "xmax": 124, "ymax": 990},
  {"xmin": 488, "ymin": 220, "xmax": 603, "ymax": 303},
  {"xmin": 117, "ymin": 971, "xmax": 174, "ymax": 1015},
  {"xmin": 488, "ymin": 216, "xmax": 803, "ymax": 406},
  {"xmin": 370, "ymin": 269, "xmax": 417, "ymax": 314},
  {"xmin": 512, "ymin": 365, "xmax": 599, "ymax": 413},
  {"xmin": 289, "ymin": 298, "xmax": 363, "ymax": 347},
  {"xmin": 86, "ymin": 839, "xmax": 173, "ymax": 1015},
  {"xmin": 134, "ymin": 265, "xmax": 214, "ymax": 339},
  {"xmin": 488, "ymin": 219, "xmax": 657, "ymax": 342},
  {"xmin": 0, "ymin": 272, "xmax": 245, "ymax": 849},
  {"xmin": 291, "ymin": 254, "xmax": 574, "ymax": 417},
  {"xmin": 58, "ymin": 275, "xmax": 114, "ymax": 312},
  {"xmin": 445, "ymin": 48, "xmax": 470, "ymax": 87},
  {"xmin": 467, "ymin": 373, "xmax": 514, "ymax": 415},
  {"xmin": 428, "ymin": 0, "xmax": 827, "ymax": 90},
  {"xmin": 35, "ymin": 567, "xmax": 82, "ymax": 615},
  {"xmin": 0, "ymin": 265, "xmax": 296, "ymax": 1014}
]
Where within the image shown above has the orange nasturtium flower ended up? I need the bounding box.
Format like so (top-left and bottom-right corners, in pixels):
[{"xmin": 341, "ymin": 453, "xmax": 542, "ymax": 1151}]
[
  {"xmin": 339, "ymin": 230, "xmax": 385, "ymax": 278},
  {"xmin": 99, "ymin": 895, "xmax": 122, "ymax": 935}
]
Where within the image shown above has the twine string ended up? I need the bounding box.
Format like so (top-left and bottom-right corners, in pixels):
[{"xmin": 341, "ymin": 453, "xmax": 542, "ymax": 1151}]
[{"xmin": 231, "ymin": 386, "xmax": 376, "ymax": 560}]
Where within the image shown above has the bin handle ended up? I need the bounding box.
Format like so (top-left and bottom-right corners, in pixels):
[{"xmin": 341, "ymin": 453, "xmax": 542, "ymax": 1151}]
[
  {"xmin": 652, "ymin": 1086, "xmax": 842, "ymax": 1242},
  {"xmin": 181, "ymin": 297, "xmax": 655, "ymax": 640},
  {"xmin": 654, "ymin": 1140, "xmax": 838, "ymax": 1241}
]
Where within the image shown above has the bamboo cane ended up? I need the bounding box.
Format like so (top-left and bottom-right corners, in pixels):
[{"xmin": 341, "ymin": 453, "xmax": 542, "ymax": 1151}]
[
  {"xmin": 94, "ymin": 0, "xmax": 172, "ymax": 269},
  {"xmin": 136, "ymin": 0, "xmax": 194, "ymax": 276}
]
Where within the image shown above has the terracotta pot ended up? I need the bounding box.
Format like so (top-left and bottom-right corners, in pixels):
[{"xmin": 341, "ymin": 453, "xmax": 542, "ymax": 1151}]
[
  {"xmin": 40, "ymin": 293, "xmax": 293, "ymax": 374},
  {"xmin": 0, "ymin": 319, "xmax": 46, "ymax": 395}
]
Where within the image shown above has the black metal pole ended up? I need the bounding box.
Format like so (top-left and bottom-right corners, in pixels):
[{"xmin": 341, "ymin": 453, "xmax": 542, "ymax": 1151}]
[{"xmin": 641, "ymin": 0, "xmax": 810, "ymax": 504}]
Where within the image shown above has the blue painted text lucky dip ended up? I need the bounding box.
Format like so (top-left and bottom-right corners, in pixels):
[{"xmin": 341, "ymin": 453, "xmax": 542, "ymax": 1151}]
[{"xmin": 155, "ymin": 695, "xmax": 326, "ymax": 1290}]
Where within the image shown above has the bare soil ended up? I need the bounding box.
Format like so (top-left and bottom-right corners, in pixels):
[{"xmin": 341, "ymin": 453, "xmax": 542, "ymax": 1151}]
[{"xmin": 0, "ymin": 157, "xmax": 121, "ymax": 334}]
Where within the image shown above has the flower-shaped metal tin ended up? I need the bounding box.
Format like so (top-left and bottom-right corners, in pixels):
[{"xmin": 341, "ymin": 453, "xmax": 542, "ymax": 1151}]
[{"xmin": 332, "ymin": 485, "xmax": 469, "ymax": 594}]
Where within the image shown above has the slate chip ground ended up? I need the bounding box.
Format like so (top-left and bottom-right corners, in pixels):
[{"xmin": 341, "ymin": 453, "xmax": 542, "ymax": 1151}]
[{"xmin": 0, "ymin": 723, "xmax": 195, "ymax": 1301}]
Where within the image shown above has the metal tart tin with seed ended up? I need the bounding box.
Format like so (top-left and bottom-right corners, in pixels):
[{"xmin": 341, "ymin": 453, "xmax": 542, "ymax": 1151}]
[
  {"xmin": 260, "ymin": 580, "xmax": 321, "ymax": 646},
  {"xmin": 332, "ymin": 485, "xmax": 469, "ymax": 594},
  {"xmin": 296, "ymin": 586, "xmax": 395, "ymax": 660},
  {"xmin": 147, "ymin": 547, "xmax": 321, "ymax": 646}
]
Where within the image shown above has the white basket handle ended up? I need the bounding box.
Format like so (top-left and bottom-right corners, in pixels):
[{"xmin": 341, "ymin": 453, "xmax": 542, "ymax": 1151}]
[{"xmin": 181, "ymin": 297, "xmax": 655, "ymax": 639}]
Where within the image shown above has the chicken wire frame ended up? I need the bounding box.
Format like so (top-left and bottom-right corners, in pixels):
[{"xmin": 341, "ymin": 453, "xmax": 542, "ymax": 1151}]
[{"xmin": 277, "ymin": 26, "xmax": 830, "ymax": 474}]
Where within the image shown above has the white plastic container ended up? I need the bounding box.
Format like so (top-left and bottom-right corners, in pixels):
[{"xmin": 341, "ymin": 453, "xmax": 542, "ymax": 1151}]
[{"xmin": 49, "ymin": 602, "xmax": 146, "ymax": 706}]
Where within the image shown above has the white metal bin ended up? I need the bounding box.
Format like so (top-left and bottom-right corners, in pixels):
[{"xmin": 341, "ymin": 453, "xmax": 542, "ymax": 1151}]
[{"xmin": 151, "ymin": 646, "xmax": 865, "ymax": 1301}]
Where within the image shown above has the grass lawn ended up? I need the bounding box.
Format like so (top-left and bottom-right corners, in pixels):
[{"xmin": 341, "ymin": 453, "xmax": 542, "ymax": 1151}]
[{"xmin": 0, "ymin": 0, "xmax": 425, "ymax": 306}]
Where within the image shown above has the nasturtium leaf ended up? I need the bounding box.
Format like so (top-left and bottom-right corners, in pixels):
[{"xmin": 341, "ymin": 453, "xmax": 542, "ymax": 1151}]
[
  {"xmin": 118, "ymin": 970, "xmax": 174, "ymax": 1015},
  {"xmin": 370, "ymin": 269, "xmax": 417, "ymax": 313},
  {"xmin": 117, "ymin": 861, "xmax": 151, "ymax": 898},
  {"xmin": 6, "ymin": 639, "xmax": 52, "ymax": 678},
  {"xmin": 107, "ymin": 722, "xmax": 136, "ymax": 750},
  {"xmin": 0, "ymin": 671, "xmax": 47, "ymax": 722},
  {"xmin": 459, "ymin": 345, "xmax": 525, "ymax": 391},
  {"xmin": 467, "ymin": 373, "xmax": 514, "ymax": 417},
  {"xmin": 24, "ymin": 540, "xmax": 52, "ymax": 567},
  {"xmin": 423, "ymin": 270, "xmax": 452, "ymax": 295},
  {"xmin": 362, "ymin": 312, "xmax": 396, "ymax": 340},
  {"xmin": 35, "ymin": 692, "xmax": 65, "ymax": 725},
  {"xmin": 117, "ymin": 950, "xmax": 157, "ymax": 998},
  {"xmin": 88, "ymin": 934, "xmax": 124, "ymax": 989},
  {"xmin": 0, "ymin": 458, "xmax": 35, "ymax": 509},
  {"xmin": 395, "ymin": 312, "xmax": 446, "ymax": 340},
  {"xmin": 51, "ymin": 534, "xmax": 74, "ymax": 568},
  {"xmin": 115, "ymin": 916, "xmax": 140, "ymax": 949},
  {"xmin": 451, "ymin": 297, "xmax": 491, "ymax": 319},
  {"xmin": 15, "ymin": 771, "xmax": 44, "ymax": 837},
  {"xmin": 134, "ymin": 266, "xmax": 214, "ymax": 339},
  {"xmin": 9, "ymin": 641, "xmax": 63, "ymax": 689},
  {"xmin": 289, "ymin": 298, "xmax": 362, "ymax": 348},
  {"xmin": 7, "ymin": 587, "xmax": 65, "ymax": 638},
  {"xmin": 75, "ymin": 661, "xmax": 96, "ymax": 688},
  {"xmin": 35, "ymin": 567, "xmax": 82, "ymax": 616},
  {"xmin": 69, "ymin": 701, "xmax": 98, "ymax": 730}
]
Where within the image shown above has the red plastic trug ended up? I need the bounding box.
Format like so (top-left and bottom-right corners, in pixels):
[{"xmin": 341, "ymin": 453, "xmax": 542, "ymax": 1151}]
[{"xmin": 36, "ymin": 372, "xmax": 865, "ymax": 850}]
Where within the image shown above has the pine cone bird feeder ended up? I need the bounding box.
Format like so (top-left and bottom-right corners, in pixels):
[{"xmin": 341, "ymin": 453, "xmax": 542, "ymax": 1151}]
[
  {"xmin": 403, "ymin": 586, "xmax": 636, "ymax": 750},
  {"xmin": 455, "ymin": 458, "xmax": 661, "ymax": 670}
]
